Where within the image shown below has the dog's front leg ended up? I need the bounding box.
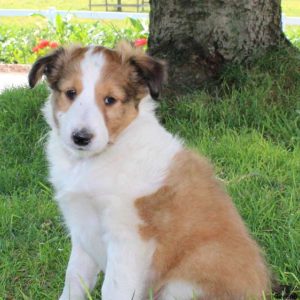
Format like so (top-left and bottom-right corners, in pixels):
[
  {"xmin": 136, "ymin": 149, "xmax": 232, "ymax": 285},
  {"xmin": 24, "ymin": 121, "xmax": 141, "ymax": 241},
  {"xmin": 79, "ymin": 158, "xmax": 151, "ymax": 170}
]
[
  {"xmin": 101, "ymin": 238, "xmax": 152, "ymax": 300},
  {"xmin": 59, "ymin": 242, "xmax": 100, "ymax": 300}
]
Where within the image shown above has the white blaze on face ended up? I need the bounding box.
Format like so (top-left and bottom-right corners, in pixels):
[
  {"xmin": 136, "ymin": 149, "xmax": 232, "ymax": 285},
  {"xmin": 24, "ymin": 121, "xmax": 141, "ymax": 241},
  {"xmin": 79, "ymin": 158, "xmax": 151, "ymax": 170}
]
[{"xmin": 59, "ymin": 48, "xmax": 109, "ymax": 156}]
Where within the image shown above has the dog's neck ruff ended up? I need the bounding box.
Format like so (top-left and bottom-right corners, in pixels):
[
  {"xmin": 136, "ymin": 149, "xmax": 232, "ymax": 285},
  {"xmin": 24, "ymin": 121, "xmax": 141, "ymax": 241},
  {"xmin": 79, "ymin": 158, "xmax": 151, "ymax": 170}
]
[{"xmin": 45, "ymin": 95, "xmax": 183, "ymax": 199}]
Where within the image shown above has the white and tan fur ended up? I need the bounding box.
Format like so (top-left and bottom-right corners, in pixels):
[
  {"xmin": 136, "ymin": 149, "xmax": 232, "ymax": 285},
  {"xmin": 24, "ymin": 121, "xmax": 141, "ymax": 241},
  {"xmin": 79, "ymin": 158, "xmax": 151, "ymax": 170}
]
[{"xmin": 29, "ymin": 42, "xmax": 270, "ymax": 300}]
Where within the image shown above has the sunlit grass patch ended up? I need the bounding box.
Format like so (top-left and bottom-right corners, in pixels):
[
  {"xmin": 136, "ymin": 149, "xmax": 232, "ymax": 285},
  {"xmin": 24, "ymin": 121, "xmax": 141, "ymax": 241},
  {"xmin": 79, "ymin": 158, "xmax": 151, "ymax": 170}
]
[{"xmin": 0, "ymin": 47, "xmax": 299, "ymax": 298}]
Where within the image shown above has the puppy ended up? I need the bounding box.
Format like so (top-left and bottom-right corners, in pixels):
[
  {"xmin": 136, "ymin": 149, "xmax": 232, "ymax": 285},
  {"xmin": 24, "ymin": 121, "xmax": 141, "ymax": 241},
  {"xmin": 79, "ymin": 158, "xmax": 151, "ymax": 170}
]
[{"xmin": 29, "ymin": 42, "xmax": 270, "ymax": 300}]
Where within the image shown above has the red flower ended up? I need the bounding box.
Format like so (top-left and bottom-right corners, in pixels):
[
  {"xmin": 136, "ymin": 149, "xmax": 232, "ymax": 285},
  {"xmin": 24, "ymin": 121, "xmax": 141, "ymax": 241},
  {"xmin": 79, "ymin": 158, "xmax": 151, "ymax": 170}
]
[
  {"xmin": 32, "ymin": 46, "xmax": 39, "ymax": 53},
  {"xmin": 49, "ymin": 41, "xmax": 59, "ymax": 49},
  {"xmin": 134, "ymin": 38, "xmax": 147, "ymax": 47},
  {"xmin": 38, "ymin": 40, "xmax": 50, "ymax": 49}
]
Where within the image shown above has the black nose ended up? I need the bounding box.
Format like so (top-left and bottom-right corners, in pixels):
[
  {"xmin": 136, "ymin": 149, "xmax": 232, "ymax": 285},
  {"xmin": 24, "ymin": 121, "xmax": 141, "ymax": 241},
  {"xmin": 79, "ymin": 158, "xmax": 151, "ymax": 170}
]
[{"xmin": 72, "ymin": 129, "xmax": 93, "ymax": 146}]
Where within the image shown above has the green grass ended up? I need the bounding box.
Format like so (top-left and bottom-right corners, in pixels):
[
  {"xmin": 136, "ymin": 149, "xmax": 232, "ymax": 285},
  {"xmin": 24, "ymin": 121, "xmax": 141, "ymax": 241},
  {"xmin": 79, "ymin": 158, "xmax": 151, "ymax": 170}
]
[
  {"xmin": 282, "ymin": 0, "xmax": 300, "ymax": 17},
  {"xmin": 0, "ymin": 0, "xmax": 297, "ymax": 16},
  {"xmin": 286, "ymin": 25, "xmax": 300, "ymax": 48},
  {"xmin": 1, "ymin": 46, "xmax": 300, "ymax": 299},
  {"xmin": 0, "ymin": 0, "xmax": 297, "ymax": 17}
]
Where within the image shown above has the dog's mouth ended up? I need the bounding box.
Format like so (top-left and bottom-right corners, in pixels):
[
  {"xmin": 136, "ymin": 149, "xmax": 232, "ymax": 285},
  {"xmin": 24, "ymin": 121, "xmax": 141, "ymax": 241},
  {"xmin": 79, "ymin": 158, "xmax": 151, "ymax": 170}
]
[
  {"xmin": 63, "ymin": 140, "xmax": 112, "ymax": 158},
  {"xmin": 75, "ymin": 145, "xmax": 90, "ymax": 151}
]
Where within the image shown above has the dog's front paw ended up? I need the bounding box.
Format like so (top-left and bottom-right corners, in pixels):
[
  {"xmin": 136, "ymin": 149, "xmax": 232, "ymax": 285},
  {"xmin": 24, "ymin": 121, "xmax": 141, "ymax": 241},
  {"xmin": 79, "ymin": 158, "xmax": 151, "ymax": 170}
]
[
  {"xmin": 59, "ymin": 292, "xmax": 71, "ymax": 300},
  {"xmin": 59, "ymin": 291, "xmax": 86, "ymax": 300}
]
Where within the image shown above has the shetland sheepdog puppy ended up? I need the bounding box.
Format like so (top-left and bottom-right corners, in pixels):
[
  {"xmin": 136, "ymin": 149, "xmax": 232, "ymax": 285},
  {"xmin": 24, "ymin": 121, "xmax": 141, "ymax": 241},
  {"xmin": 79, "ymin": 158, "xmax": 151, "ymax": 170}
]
[{"xmin": 29, "ymin": 42, "xmax": 270, "ymax": 300}]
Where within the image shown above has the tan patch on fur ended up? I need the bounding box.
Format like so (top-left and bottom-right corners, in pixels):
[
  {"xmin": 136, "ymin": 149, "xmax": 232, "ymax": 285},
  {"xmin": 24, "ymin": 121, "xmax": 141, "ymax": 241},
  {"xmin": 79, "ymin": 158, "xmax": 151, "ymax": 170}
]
[
  {"xmin": 30, "ymin": 46, "xmax": 88, "ymax": 127},
  {"xmin": 98, "ymin": 97, "xmax": 139, "ymax": 143},
  {"xmin": 135, "ymin": 150, "xmax": 271, "ymax": 299},
  {"xmin": 93, "ymin": 46, "xmax": 148, "ymax": 142},
  {"xmin": 54, "ymin": 77, "xmax": 83, "ymax": 113},
  {"xmin": 42, "ymin": 46, "xmax": 87, "ymax": 126},
  {"xmin": 47, "ymin": 46, "xmax": 88, "ymax": 90},
  {"xmin": 52, "ymin": 47, "xmax": 86, "ymax": 112}
]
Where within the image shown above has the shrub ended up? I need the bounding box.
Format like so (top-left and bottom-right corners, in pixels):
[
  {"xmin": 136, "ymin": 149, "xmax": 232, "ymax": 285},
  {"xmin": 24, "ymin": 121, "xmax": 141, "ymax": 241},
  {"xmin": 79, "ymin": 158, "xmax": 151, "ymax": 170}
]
[{"xmin": 0, "ymin": 15, "xmax": 148, "ymax": 64}]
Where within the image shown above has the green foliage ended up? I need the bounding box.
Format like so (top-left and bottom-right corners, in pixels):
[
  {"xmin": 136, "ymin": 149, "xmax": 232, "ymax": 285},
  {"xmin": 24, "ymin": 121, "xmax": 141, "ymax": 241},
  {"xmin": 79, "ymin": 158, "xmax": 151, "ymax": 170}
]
[
  {"xmin": 286, "ymin": 26, "xmax": 300, "ymax": 48},
  {"xmin": 282, "ymin": 0, "xmax": 300, "ymax": 17},
  {"xmin": 0, "ymin": 46, "xmax": 299, "ymax": 298},
  {"xmin": 0, "ymin": 15, "xmax": 148, "ymax": 64},
  {"xmin": 0, "ymin": 3, "xmax": 299, "ymax": 65},
  {"xmin": 0, "ymin": 14, "xmax": 299, "ymax": 65}
]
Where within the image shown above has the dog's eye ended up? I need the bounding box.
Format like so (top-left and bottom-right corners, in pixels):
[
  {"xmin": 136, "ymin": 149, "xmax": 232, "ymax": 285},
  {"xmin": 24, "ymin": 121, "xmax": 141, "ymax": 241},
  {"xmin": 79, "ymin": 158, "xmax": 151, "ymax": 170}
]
[
  {"xmin": 104, "ymin": 97, "xmax": 117, "ymax": 106},
  {"xmin": 65, "ymin": 89, "xmax": 77, "ymax": 100}
]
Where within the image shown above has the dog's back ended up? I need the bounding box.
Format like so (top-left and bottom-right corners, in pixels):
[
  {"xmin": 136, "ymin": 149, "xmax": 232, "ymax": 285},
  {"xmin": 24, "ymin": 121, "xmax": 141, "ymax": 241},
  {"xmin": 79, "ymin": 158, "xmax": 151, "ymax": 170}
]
[{"xmin": 136, "ymin": 150, "xmax": 270, "ymax": 299}]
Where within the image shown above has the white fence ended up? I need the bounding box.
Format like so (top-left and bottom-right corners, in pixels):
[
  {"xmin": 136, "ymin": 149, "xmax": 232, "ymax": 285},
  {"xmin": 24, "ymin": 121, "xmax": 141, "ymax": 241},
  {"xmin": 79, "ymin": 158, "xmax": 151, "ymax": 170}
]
[
  {"xmin": 0, "ymin": 8, "xmax": 148, "ymax": 23},
  {"xmin": 0, "ymin": 8, "xmax": 299, "ymax": 27},
  {"xmin": 282, "ymin": 15, "xmax": 300, "ymax": 27}
]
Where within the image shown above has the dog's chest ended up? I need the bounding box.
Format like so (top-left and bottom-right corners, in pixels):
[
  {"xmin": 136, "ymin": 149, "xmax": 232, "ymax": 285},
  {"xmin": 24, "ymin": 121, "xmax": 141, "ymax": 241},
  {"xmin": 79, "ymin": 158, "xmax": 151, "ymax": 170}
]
[
  {"xmin": 50, "ymin": 146, "xmax": 162, "ymax": 198},
  {"xmin": 47, "ymin": 127, "xmax": 182, "ymax": 270},
  {"xmin": 53, "ymin": 157, "xmax": 158, "ymax": 270}
]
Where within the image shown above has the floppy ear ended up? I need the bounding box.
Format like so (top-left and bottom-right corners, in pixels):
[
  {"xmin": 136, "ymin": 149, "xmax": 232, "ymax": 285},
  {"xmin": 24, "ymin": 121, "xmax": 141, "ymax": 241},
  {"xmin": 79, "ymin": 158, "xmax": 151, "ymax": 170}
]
[
  {"xmin": 28, "ymin": 47, "xmax": 65, "ymax": 88},
  {"xmin": 130, "ymin": 55, "xmax": 167, "ymax": 100}
]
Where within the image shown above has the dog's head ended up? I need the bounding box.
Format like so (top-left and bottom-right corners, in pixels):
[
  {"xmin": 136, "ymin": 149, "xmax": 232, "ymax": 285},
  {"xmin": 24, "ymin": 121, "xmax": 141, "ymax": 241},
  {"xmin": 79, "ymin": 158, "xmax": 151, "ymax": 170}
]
[{"xmin": 29, "ymin": 42, "xmax": 166, "ymax": 156}]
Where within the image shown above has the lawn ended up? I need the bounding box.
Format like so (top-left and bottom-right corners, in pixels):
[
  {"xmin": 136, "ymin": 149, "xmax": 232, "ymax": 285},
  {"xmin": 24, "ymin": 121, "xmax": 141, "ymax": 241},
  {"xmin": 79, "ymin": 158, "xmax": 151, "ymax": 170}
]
[
  {"xmin": 0, "ymin": 1, "xmax": 300, "ymax": 298},
  {"xmin": 0, "ymin": 0, "xmax": 148, "ymax": 11},
  {"xmin": 282, "ymin": 0, "xmax": 300, "ymax": 17},
  {"xmin": 0, "ymin": 0, "xmax": 298, "ymax": 16},
  {"xmin": 0, "ymin": 44, "xmax": 299, "ymax": 299}
]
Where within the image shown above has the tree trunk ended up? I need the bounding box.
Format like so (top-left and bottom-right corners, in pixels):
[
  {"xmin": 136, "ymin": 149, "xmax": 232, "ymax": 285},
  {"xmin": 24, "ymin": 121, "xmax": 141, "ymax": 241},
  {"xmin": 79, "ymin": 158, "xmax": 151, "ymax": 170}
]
[{"xmin": 148, "ymin": 0, "xmax": 286, "ymax": 91}]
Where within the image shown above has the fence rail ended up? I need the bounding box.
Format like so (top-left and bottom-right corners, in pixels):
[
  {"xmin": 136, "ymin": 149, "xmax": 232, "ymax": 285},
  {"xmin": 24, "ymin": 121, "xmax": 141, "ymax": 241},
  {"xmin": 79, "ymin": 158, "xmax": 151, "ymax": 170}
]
[
  {"xmin": 0, "ymin": 8, "xmax": 299, "ymax": 27},
  {"xmin": 282, "ymin": 15, "xmax": 300, "ymax": 26},
  {"xmin": 88, "ymin": 0, "xmax": 150, "ymax": 12},
  {"xmin": 0, "ymin": 8, "xmax": 148, "ymax": 22}
]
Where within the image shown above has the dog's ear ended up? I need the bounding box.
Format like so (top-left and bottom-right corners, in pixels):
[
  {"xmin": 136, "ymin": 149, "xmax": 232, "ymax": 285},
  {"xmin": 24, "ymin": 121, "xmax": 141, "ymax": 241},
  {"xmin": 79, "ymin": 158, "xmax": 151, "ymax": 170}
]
[
  {"xmin": 115, "ymin": 41, "xmax": 167, "ymax": 99},
  {"xmin": 130, "ymin": 55, "xmax": 167, "ymax": 100},
  {"xmin": 28, "ymin": 47, "xmax": 65, "ymax": 88}
]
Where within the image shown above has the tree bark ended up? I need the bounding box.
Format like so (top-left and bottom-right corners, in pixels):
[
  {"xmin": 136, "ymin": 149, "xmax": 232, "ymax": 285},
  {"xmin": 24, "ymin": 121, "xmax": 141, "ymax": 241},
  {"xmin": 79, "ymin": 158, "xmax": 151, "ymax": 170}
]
[{"xmin": 148, "ymin": 0, "xmax": 287, "ymax": 91}]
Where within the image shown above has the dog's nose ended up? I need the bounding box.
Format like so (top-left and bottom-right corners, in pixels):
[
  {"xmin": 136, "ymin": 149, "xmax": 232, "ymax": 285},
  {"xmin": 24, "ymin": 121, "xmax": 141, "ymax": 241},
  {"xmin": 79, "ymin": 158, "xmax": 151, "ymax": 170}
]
[{"xmin": 72, "ymin": 129, "xmax": 93, "ymax": 146}]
